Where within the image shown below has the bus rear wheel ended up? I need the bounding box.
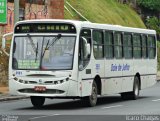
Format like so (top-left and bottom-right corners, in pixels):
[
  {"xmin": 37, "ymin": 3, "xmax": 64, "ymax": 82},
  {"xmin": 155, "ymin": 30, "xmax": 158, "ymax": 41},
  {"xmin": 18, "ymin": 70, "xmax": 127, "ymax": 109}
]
[
  {"xmin": 30, "ymin": 96, "xmax": 45, "ymax": 108},
  {"xmin": 131, "ymin": 76, "xmax": 140, "ymax": 100},
  {"xmin": 84, "ymin": 81, "xmax": 98, "ymax": 107},
  {"xmin": 121, "ymin": 76, "xmax": 140, "ymax": 100}
]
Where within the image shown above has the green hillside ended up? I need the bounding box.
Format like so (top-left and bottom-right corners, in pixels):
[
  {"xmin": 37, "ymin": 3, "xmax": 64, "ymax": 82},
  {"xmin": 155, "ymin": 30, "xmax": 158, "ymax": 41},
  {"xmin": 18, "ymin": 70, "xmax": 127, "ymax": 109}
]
[{"xmin": 64, "ymin": 0, "xmax": 146, "ymax": 28}]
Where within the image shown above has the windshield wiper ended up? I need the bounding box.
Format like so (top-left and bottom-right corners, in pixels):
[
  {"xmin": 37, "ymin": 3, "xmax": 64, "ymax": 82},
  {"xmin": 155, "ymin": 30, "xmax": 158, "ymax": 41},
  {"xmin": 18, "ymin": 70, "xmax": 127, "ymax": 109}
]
[
  {"xmin": 35, "ymin": 42, "xmax": 38, "ymax": 62},
  {"xmin": 42, "ymin": 39, "xmax": 50, "ymax": 58},
  {"xmin": 47, "ymin": 34, "xmax": 62, "ymax": 49},
  {"xmin": 27, "ymin": 34, "xmax": 37, "ymax": 53},
  {"xmin": 42, "ymin": 34, "xmax": 61, "ymax": 58},
  {"xmin": 27, "ymin": 34, "xmax": 39, "ymax": 62}
]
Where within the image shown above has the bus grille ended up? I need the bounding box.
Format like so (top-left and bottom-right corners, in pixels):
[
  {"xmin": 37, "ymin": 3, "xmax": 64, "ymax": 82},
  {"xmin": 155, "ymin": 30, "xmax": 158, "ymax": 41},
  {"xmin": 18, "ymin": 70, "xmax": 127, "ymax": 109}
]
[{"xmin": 18, "ymin": 88, "xmax": 65, "ymax": 94}]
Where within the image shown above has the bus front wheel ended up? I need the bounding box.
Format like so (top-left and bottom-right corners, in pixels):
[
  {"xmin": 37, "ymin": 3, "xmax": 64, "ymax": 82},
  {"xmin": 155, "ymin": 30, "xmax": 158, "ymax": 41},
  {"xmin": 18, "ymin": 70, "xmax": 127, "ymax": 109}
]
[
  {"xmin": 84, "ymin": 81, "xmax": 98, "ymax": 107},
  {"xmin": 30, "ymin": 96, "xmax": 45, "ymax": 108}
]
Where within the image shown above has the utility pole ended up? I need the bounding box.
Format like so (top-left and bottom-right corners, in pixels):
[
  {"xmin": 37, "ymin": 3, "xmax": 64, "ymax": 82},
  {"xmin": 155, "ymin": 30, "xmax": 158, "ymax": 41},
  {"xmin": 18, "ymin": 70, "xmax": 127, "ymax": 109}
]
[{"xmin": 14, "ymin": 0, "xmax": 19, "ymax": 24}]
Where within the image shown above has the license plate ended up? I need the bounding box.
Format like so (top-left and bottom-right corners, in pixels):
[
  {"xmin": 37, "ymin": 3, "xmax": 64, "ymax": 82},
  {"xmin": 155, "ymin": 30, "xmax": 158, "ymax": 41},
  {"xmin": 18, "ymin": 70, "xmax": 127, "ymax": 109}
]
[{"xmin": 34, "ymin": 86, "xmax": 46, "ymax": 92}]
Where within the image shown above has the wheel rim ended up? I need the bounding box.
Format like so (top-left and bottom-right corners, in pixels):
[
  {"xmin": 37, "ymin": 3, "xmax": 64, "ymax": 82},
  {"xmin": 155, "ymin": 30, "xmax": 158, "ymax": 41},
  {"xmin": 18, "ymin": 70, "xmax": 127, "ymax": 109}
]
[{"xmin": 134, "ymin": 82, "xmax": 139, "ymax": 96}]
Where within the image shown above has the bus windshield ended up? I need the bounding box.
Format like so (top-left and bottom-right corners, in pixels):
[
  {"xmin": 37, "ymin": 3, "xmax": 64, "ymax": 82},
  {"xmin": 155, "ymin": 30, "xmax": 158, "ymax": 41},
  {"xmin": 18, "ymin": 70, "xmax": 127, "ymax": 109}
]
[{"xmin": 12, "ymin": 35, "xmax": 76, "ymax": 70}]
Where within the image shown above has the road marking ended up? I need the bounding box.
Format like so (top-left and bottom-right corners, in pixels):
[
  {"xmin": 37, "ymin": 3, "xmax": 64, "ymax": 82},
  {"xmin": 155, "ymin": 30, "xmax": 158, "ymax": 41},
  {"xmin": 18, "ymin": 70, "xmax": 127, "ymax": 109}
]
[
  {"xmin": 28, "ymin": 114, "xmax": 60, "ymax": 120},
  {"xmin": 102, "ymin": 105, "xmax": 123, "ymax": 109},
  {"xmin": 152, "ymin": 99, "xmax": 160, "ymax": 102}
]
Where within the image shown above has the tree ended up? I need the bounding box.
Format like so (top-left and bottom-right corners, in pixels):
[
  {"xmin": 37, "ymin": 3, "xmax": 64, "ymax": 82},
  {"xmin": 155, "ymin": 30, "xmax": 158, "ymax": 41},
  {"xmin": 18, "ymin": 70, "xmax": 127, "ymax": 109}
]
[
  {"xmin": 137, "ymin": 0, "xmax": 160, "ymax": 12},
  {"xmin": 146, "ymin": 16, "xmax": 160, "ymax": 34}
]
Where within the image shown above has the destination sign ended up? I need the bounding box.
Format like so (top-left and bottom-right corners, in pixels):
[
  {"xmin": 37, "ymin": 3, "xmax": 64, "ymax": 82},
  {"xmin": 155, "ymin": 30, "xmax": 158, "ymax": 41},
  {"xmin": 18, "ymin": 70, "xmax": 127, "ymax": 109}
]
[{"xmin": 15, "ymin": 23, "xmax": 76, "ymax": 33}]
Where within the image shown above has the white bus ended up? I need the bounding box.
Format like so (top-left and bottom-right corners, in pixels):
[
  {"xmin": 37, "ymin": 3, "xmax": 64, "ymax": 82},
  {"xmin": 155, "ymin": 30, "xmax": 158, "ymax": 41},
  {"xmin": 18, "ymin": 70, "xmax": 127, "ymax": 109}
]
[{"xmin": 8, "ymin": 19, "xmax": 157, "ymax": 108}]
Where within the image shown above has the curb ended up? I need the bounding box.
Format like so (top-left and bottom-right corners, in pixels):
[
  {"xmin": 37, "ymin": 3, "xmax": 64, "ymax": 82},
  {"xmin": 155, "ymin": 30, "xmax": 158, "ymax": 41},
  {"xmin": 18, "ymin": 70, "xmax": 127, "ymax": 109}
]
[{"xmin": 0, "ymin": 94, "xmax": 29, "ymax": 102}]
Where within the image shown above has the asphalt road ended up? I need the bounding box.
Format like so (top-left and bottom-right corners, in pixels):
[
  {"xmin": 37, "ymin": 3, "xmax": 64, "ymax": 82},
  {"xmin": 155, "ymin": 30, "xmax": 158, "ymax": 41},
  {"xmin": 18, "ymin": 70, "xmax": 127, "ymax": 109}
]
[{"xmin": 1, "ymin": 82, "xmax": 160, "ymax": 121}]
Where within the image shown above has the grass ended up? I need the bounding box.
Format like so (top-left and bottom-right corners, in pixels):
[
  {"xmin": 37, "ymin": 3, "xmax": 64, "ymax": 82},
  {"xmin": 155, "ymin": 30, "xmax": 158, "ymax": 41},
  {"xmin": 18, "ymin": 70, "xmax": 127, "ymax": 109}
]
[
  {"xmin": 64, "ymin": 0, "xmax": 160, "ymax": 71},
  {"xmin": 0, "ymin": 38, "xmax": 1, "ymax": 47},
  {"xmin": 64, "ymin": 0, "xmax": 146, "ymax": 28}
]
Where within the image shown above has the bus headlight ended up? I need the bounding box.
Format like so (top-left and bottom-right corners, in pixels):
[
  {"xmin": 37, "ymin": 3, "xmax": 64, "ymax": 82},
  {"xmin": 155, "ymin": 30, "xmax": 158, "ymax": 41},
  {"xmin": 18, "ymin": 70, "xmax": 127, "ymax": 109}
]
[
  {"xmin": 14, "ymin": 77, "xmax": 18, "ymax": 81},
  {"xmin": 60, "ymin": 80, "xmax": 64, "ymax": 83},
  {"xmin": 54, "ymin": 81, "xmax": 58, "ymax": 84},
  {"xmin": 24, "ymin": 81, "xmax": 29, "ymax": 84},
  {"xmin": 66, "ymin": 77, "xmax": 69, "ymax": 81},
  {"xmin": 19, "ymin": 79, "xmax": 24, "ymax": 83}
]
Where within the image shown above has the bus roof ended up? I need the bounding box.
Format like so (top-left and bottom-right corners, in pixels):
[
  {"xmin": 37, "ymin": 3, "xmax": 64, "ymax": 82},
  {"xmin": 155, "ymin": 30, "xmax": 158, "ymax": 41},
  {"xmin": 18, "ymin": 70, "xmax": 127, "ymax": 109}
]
[{"xmin": 15, "ymin": 19, "xmax": 156, "ymax": 35}]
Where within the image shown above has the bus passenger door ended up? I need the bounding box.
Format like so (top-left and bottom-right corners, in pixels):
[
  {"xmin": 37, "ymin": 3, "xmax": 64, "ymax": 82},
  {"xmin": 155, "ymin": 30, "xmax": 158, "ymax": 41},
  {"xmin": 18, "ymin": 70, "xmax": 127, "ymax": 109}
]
[
  {"xmin": 78, "ymin": 29, "xmax": 92, "ymax": 97},
  {"xmin": 92, "ymin": 30, "xmax": 105, "ymax": 95}
]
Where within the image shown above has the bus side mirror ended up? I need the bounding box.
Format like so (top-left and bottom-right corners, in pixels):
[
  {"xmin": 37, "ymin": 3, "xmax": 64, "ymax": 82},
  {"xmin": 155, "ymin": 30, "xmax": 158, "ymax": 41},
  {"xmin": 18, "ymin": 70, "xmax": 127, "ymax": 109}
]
[
  {"xmin": 2, "ymin": 37, "xmax": 6, "ymax": 49},
  {"xmin": 2, "ymin": 32, "xmax": 13, "ymax": 49},
  {"xmin": 1, "ymin": 32, "xmax": 13, "ymax": 56}
]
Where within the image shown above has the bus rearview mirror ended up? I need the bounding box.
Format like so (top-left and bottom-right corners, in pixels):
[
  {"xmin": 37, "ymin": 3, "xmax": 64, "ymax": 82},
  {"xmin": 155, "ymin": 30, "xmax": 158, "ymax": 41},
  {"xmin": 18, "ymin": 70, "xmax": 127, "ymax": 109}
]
[{"xmin": 2, "ymin": 37, "xmax": 6, "ymax": 49}]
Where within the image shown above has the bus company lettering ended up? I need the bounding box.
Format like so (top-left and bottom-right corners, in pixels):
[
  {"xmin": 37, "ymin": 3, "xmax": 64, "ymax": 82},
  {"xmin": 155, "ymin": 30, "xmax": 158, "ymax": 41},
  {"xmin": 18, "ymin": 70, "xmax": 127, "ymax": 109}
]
[{"xmin": 111, "ymin": 64, "xmax": 130, "ymax": 71}]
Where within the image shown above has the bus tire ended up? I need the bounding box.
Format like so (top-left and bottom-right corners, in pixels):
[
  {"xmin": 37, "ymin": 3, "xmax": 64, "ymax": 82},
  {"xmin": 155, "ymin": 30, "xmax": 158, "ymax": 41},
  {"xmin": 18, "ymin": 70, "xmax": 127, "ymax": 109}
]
[
  {"xmin": 121, "ymin": 76, "xmax": 140, "ymax": 100},
  {"xmin": 130, "ymin": 76, "xmax": 140, "ymax": 100},
  {"xmin": 84, "ymin": 81, "xmax": 98, "ymax": 107},
  {"xmin": 30, "ymin": 96, "xmax": 45, "ymax": 108}
]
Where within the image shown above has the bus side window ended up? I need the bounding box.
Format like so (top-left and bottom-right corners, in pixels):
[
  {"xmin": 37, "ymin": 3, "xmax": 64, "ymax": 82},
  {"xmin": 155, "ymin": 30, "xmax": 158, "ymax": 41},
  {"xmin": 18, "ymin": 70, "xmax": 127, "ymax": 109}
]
[
  {"xmin": 93, "ymin": 30, "xmax": 104, "ymax": 59},
  {"xmin": 105, "ymin": 31, "xmax": 113, "ymax": 59},
  {"xmin": 148, "ymin": 36, "xmax": 156, "ymax": 59},
  {"xmin": 79, "ymin": 29, "xmax": 91, "ymax": 70},
  {"xmin": 123, "ymin": 33, "xmax": 132, "ymax": 59},
  {"xmin": 114, "ymin": 32, "xmax": 122, "ymax": 59},
  {"xmin": 133, "ymin": 34, "xmax": 141, "ymax": 59},
  {"xmin": 142, "ymin": 35, "xmax": 147, "ymax": 58}
]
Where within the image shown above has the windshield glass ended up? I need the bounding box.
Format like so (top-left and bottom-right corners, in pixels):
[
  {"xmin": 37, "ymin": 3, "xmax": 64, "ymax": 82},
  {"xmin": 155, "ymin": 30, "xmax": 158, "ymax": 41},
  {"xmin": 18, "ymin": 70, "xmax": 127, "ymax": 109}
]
[{"xmin": 13, "ymin": 36, "xmax": 76, "ymax": 70}]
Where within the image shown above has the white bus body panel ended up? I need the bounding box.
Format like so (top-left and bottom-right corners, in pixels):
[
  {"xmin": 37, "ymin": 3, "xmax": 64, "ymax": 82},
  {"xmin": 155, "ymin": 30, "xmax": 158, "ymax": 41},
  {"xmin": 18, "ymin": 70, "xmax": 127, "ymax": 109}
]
[{"xmin": 9, "ymin": 20, "xmax": 157, "ymax": 98}]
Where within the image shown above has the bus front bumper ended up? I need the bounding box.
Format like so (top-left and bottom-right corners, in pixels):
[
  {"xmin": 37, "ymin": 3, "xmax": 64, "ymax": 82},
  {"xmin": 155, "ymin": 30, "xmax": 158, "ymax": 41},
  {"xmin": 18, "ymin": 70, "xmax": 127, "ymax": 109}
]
[{"xmin": 9, "ymin": 79, "xmax": 79, "ymax": 97}]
